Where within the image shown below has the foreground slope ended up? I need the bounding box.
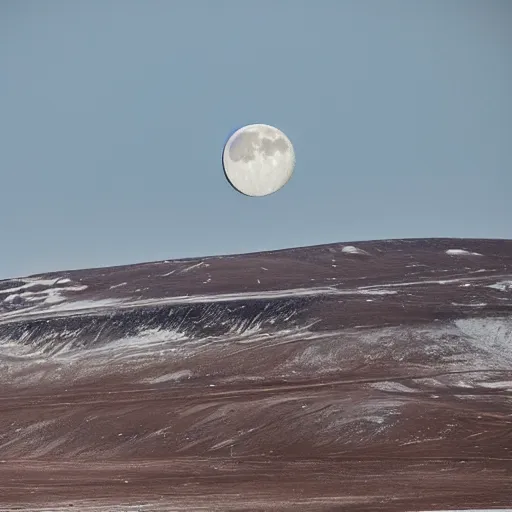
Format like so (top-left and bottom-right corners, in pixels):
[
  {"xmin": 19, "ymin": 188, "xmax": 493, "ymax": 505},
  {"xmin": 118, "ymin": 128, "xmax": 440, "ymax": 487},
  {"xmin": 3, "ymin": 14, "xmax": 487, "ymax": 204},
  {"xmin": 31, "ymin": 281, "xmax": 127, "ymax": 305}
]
[{"xmin": 0, "ymin": 238, "xmax": 511, "ymax": 511}]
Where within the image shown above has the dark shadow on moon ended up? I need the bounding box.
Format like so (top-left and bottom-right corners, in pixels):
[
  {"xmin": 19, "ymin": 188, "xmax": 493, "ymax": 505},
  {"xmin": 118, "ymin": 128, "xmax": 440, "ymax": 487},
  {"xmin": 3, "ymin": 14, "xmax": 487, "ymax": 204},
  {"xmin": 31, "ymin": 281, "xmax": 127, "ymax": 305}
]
[
  {"xmin": 222, "ymin": 123, "xmax": 260, "ymax": 197},
  {"xmin": 222, "ymin": 143, "xmax": 252, "ymax": 197}
]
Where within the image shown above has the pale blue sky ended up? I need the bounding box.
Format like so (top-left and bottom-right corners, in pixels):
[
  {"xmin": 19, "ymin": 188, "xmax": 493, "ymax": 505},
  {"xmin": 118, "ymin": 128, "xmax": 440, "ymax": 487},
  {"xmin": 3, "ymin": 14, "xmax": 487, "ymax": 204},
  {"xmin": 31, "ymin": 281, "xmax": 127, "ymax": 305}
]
[{"xmin": 1, "ymin": 0, "xmax": 510, "ymax": 279}]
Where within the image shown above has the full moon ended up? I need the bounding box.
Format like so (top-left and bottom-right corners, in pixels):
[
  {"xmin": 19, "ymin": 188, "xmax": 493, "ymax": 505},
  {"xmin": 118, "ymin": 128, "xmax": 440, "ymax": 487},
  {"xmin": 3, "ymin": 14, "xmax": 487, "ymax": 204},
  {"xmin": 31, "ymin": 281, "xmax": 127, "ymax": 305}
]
[{"xmin": 222, "ymin": 124, "xmax": 295, "ymax": 197}]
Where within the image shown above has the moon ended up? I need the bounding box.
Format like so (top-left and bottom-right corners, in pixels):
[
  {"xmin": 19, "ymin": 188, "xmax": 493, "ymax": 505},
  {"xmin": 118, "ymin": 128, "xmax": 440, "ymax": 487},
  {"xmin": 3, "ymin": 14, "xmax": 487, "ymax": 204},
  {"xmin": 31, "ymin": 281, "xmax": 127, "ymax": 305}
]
[{"xmin": 222, "ymin": 124, "xmax": 295, "ymax": 197}]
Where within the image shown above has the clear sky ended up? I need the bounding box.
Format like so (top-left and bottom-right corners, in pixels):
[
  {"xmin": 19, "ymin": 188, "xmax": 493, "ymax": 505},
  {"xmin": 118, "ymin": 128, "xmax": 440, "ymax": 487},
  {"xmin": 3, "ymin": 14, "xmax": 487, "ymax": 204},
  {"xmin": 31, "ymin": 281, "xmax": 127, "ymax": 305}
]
[{"xmin": 1, "ymin": 0, "xmax": 510, "ymax": 279}]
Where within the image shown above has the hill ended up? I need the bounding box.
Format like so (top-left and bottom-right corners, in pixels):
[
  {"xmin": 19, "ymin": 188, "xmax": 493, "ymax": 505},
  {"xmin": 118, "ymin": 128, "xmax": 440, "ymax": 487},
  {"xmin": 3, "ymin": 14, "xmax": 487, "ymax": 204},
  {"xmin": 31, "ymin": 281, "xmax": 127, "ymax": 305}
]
[{"xmin": 0, "ymin": 238, "xmax": 511, "ymax": 511}]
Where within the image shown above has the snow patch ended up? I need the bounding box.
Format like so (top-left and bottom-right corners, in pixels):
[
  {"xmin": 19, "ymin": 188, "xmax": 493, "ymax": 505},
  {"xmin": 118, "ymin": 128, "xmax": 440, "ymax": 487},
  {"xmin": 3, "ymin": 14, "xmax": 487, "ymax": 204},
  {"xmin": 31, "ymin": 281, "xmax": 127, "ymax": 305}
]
[
  {"xmin": 372, "ymin": 381, "xmax": 417, "ymax": 393},
  {"xmin": 109, "ymin": 282, "xmax": 127, "ymax": 289},
  {"xmin": 0, "ymin": 277, "xmax": 85, "ymax": 296},
  {"xmin": 451, "ymin": 302, "xmax": 487, "ymax": 307},
  {"xmin": 454, "ymin": 317, "xmax": 512, "ymax": 365},
  {"xmin": 142, "ymin": 370, "xmax": 193, "ymax": 384},
  {"xmin": 180, "ymin": 261, "xmax": 209, "ymax": 273},
  {"xmin": 446, "ymin": 249, "xmax": 482, "ymax": 256},
  {"xmin": 0, "ymin": 277, "xmax": 89, "ymax": 319},
  {"xmin": 57, "ymin": 326, "xmax": 190, "ymax": 362},
  {"xmin": 478, "ymin": 380, "xmax": 512, "ymax": 389},
  {"xmin": 487, "ymin": 281, "xmax": 512, "ymax": 292},
  {"xmin": 342, "ymin": 246, "xmax": 370, "ymax": 256},
  {"xmin": 359, "ymin": 289, "xmax": 397, "ymax": 296}
]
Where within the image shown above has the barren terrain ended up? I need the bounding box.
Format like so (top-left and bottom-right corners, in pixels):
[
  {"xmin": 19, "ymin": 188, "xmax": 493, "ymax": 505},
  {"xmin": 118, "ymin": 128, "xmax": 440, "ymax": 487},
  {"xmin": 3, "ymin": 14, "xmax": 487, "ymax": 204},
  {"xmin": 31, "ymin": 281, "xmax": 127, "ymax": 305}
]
[{"xmin": 1, "ymin": 238, "xmax": 511, "ymax": 511}]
